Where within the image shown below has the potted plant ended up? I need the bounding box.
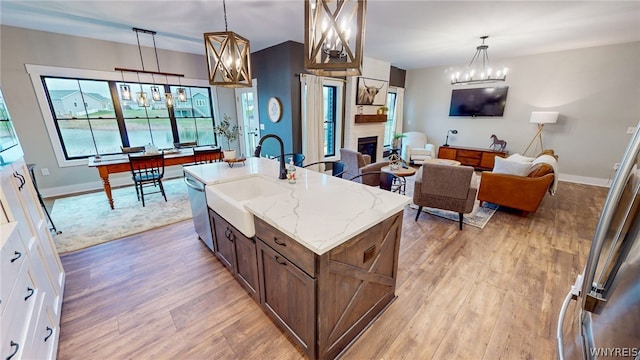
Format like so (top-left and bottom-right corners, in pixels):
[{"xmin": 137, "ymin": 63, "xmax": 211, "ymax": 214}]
[
  {"xmin": 377, "ymin": 106, "xmax": 389, "ymax": 115},
  {"xmin": 213, "ymin": 113, "xmax": 240, "ymax": 160},
  {"xmin": 392, "ymin": 133, "xmax": 405, "ymax": 149}
]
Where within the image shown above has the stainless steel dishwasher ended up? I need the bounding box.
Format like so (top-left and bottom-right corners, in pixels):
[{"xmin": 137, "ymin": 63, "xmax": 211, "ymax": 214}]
[{"xmin": 184, "ymin": 173, "xmax": 214, "ymax": 252}]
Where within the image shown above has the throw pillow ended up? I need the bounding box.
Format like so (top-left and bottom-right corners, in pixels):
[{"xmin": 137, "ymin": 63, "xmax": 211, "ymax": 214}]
[
  {"xmin": 492, "ymin": 156, "xmax": 532, "ymax": 176},
  {"xmin": 528, "ymin": 163, "xmax": 554, "ymax": 177},
  {"xmin": 507, "ymin": 153, "xmax": 535, "ymax": 163}
]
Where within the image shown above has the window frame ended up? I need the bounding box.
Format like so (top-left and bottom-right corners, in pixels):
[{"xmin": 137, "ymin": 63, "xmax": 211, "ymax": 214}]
[
  {"xmin": 321, "ymin": 78, "xmax": 344, "ymax": 161},
  {"xmin": 26, "ymin": 64, "xmax": 218, "ymax": 167}
]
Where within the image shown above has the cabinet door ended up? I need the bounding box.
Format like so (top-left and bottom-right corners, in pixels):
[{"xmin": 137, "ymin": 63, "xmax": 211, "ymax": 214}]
[
  {"xmin": 438, "ymin": 147, "xmax": 456, "ymax": 160},
  {"xmin": 480, "ymin": 152, "xmax": 504, "ymax": 170},
  {"xmin": 210, "ymin": 211, "xmax": 235, "ymax": 271},
  {"xmin": 233, "ymin": 230, "xmax": 260, "ymax": 301},
  {"xmin": 257, "ymin": 240, "xmax": 316, "ymax": 358}
]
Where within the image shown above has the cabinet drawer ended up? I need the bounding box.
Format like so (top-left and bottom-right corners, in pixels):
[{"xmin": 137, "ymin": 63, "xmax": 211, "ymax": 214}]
[
  {"xmin": 1, "ymin": 264, "xmax": 38, "ymax": 359},
  {"xmin": 1, "ymin": 223, "xmax": 27, "ymax": 313},
  {"xmin": 255, "ymin": 218, "xmax": 316, "ymax": 277},
  {"xmin": 457, "ymin": 157, "xmax": 481, "ymax": 166},
  {"xmin": 457, "ymin": 150, "xmax": 482, "ymax": 159}
]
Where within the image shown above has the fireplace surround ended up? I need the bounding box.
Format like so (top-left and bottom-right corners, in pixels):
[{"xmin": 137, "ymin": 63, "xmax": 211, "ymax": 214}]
[{"xmin": 357, "ymin": 136, "xmax": 378, "ymax": 163}]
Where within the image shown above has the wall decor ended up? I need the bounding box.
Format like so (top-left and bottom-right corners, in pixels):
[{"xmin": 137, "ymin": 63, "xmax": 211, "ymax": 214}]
[
  {"xmin": 356, "ymin": 77, "xmax": 388, "ymax": 106},
  {"xmin": 267, "ymin": 97, "xmax": 282, "ymax": 122}
]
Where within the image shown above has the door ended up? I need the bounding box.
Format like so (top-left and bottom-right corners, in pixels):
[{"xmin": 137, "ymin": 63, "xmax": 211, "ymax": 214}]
[{"xmin": 235, "ymin": 80, "xmax": 260, "ymax": 158}]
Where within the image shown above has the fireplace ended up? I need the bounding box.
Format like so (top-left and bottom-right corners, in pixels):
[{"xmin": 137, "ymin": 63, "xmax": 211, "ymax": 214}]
[{"xmin": 357, "ymin": 136, "xmax": 377, "ymax": 163}]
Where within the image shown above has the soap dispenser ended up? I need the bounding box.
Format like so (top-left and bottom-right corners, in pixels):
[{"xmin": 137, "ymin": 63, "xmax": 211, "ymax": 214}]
[{"xmin": 287, "ymin": 157, "xmax": 297, "ymax": 184}]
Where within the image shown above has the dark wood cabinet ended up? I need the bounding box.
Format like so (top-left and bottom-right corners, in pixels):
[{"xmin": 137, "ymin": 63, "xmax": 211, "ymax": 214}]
[
  {"xmin": 233, "ymin": 229, "xmax": 260, "ymax": 301},
  {"xmin": 438, "ymin": 145, "xmax": 507, "ymax": 170},
  {"xmin": 210, "ymin": 210, "xmax": 235, "ymax": 271},
  {"xmin": 208, "ymin": 209, "xmax": 404, "ymax": 359},
  {"xmin": 209, "ymin": 210, "xmax": 260, "ymax": 301},
  {"xmin": 255, "ymin": 213, "xmax": 402, "ymax": 360},
  {"xmin": 257, "ymin": 240, "xmax": 316, "ymax": 358}
]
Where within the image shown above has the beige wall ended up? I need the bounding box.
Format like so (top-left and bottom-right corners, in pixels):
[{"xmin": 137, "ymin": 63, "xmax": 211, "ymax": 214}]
[
  {"xmin": 0, "ymin": 25, "xmax": 237, "ymax": 196},
  {"xmin": 404, "ymin": 41, "xmax": 640, "ymax": 185}
]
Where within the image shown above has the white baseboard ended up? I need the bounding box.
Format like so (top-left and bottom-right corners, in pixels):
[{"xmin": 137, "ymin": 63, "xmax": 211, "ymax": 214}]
[
  {"xmin": 558, "ymin": 173, "xmax": 611, "ymax": 188},
  {"xmin": 40, "ymin": 168, "xmax": 185, "ymax": 198}
]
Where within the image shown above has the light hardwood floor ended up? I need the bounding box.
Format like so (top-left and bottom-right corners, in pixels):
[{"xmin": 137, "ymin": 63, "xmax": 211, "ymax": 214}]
[{"xmin": 57, "ymin": 181, "xmax": 607, "ymax": 359}]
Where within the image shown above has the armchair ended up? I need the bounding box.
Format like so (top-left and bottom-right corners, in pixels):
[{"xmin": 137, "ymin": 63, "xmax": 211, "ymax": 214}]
[
  {"xmin": 413, "ymin": 163, "xmax": 477, "ymax": 229},
  {"xmin": 401, "ymin": 131, "xmax": 436, "ymax": 165},
  {"xmin": 339, "ymin": 148, "xmax": 371, "ymax": 181},
  {"xmin": 340, "ymin": 148, "xmax": 389, "ymax": 185}
]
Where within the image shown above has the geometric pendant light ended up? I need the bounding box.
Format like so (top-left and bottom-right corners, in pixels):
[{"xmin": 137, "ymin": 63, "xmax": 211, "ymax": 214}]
[
  {"xmin": 304, "ymin": 0, "xmax": 366, "ymax": 77},
  {"xmin": 204, "ymin": 0, "xmax": 252, "ymax": 87}
]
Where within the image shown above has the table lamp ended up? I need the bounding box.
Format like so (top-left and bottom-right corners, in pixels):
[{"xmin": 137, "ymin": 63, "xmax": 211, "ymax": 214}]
[
  {"xmin": 443, "ymin": 129, "xmax": 458, "ymax": 147},
  {"xmin": 523, "ymin": 111, "xmax": 558, "ymax": 156}
]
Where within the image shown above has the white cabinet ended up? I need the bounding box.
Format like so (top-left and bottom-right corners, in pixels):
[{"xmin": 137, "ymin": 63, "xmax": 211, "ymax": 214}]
[{"xmin": 1, "ymin": 157, "xmax": 65, "ymax": 360}]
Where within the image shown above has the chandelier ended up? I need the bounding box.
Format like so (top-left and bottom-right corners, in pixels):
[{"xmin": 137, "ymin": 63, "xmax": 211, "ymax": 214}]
[
  {"xmin": 204, "ymin": 0, "xmax": 252, "ymax": 87},
  {"xmin": 451, "ymin": 36, "xmax": 508, "ymax": 85},
  {"xmin": 115, "ymin": 27, "xmax": 185, "ymax": 106},
  {"xmin": 304, "ymin": 0, "xmax": 366, "ymax": 77}
]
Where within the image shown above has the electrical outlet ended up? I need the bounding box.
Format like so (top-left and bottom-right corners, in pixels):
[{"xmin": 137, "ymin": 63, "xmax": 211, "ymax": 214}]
[
  {"xmin": 627, "ymin": 127, "xmax": 636, "ymax": 134},
  {"xmin": 41, "ymin": 168, "xmax": 50, "ymax": 176},
  {"xmin": 614, "ymin": 163, "xmax": 620, "ymax": 171},
  {"xmin": 260, "ymin": 124, "xmax": 265, "ymax": 130}
]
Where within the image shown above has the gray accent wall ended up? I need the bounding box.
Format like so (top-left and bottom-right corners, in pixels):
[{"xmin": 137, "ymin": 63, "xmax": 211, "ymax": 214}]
[
  {"xmin": 251, "ymin": 41, "xmax": 305, "ymax": 158},
  {"xmin": 404, "ymin": 41, "xmax": 640, "ymax": 185}
]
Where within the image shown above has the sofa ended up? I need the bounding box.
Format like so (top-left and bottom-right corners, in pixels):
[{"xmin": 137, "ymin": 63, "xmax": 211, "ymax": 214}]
[
  {"xmin": 401, "ymin": 132, "xmax": 436, "ymax": 165},
  {"xmin": 477, "ymin": 151, "xmax": 558, "ymax": 216}
]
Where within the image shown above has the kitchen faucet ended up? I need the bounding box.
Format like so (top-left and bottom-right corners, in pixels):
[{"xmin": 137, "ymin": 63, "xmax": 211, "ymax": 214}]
[{"xmin": 254, "ymin": 134, "xmax": 287, "ymax": 179}]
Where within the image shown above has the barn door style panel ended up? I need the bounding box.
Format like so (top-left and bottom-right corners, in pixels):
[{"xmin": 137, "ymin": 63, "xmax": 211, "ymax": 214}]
[{"xmin": 316, "ymin": 212, "xmax": 402, "ymax": 359}]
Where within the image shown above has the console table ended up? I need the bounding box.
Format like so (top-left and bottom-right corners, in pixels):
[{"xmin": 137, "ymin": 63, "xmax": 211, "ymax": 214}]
[{"xmin": 437, "ymin": 146, "xmax": 507, "ymax": 171}]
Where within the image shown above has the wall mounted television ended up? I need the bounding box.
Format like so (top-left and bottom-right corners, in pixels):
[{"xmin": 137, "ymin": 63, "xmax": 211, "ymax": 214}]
[{"xmin": 449, "ymin": 86, "xmax": 509, "ymax": 117}]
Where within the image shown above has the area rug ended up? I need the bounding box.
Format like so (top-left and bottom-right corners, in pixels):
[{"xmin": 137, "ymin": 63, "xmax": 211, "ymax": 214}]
[
  {"xmin": 404, "ymin": 173, "xmax": 498, "ymax": 229},
  {"xmin": 50, "ymin": 178, "xmax": 192, "ymax": 254}
]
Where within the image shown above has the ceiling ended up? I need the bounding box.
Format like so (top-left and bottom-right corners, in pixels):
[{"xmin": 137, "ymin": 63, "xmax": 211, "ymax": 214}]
[{"xmin": 2, "ymin": 1, "xmax": 639, "ymax": 70}]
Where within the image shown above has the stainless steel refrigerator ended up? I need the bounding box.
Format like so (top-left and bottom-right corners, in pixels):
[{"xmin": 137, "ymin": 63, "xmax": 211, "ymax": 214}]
[{"xmin": 557, "ymin": 124, "xmax": 640, "ymax": 360}]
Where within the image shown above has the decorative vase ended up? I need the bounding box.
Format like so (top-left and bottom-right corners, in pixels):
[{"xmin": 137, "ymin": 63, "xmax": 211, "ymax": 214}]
[{"xmin": 223, "ymin": 149, "xmax": 236, "ymax": 160}]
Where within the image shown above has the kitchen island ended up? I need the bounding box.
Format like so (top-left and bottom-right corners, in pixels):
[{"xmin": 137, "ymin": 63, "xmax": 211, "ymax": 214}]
[{"xmin": 185, "ymin": 157, "xmax": 410, "ymax": 359}]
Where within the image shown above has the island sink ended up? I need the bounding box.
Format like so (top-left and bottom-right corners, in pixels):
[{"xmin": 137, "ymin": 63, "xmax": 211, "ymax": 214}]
[{"xmin": 205, "ymin": 175, "xmax": 291, "ymax": 238}]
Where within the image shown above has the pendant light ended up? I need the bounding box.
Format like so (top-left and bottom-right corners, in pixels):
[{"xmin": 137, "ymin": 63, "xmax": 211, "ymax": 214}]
[
  {"xmin": 119, "ymin": 71, "xmax": 131, "ymax": 100},
  {"xmin": 450, "ymin": 36, "xmax": 508, "ymax": 85},
  {"xmin": 203, "ymin": 0, "xmax": 252, "ymax": 87},
  {"xmin": 150, "ymin": 74, "xmax": 161, "ymax": 102},
  {"xmin": 164, "ymin": 74, "xmax": 174, "ymax": 107},
  {"xmin": 304, "ymin": 0, "xmax": 366, "ymax": 77},
  {"xmin": 115, "ymin": 27, "xmax": 185, "ymax": 106}
]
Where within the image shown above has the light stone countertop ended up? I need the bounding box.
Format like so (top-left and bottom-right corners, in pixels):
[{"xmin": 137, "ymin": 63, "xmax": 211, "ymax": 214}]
[{"xmin": 185, "ymin": 157, "xmax": 411, "ymax": 255}]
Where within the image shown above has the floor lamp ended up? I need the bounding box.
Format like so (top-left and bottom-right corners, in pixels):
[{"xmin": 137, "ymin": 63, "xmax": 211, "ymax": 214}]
[{"xmin": 523, "ymin": 111, "xmax": 558, "ymax": 156}]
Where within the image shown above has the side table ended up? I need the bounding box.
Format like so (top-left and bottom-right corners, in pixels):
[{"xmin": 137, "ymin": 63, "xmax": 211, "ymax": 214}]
[{"xmin": 381, "ymin": 165, "xmax": 417, "ymax": 195}]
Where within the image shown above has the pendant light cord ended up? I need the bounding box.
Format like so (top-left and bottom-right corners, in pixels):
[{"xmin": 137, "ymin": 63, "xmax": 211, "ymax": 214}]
[
  {"xmin": 223, "ymin": 0, "xmax": 228, "ymax": 32},
  {"xmin": 136, "ymin": 30, "xmax": 145, "ymax": 71}
]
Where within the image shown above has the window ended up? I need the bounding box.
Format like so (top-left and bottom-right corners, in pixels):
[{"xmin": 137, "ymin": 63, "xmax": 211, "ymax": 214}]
[
  {"xmin": 320, "ymin": 78, "xmax": 343, "ymax": 159},
  {"xmin": 42, "ymin": 76, "xmax": 216, "ymax": 160},
  {"xmin": 323, "ymin": 85, "xmax": 337, "ymax": 157},
  {"xmin": 383, "ymin": 90, "xmax": 398, "ymax": 147}
]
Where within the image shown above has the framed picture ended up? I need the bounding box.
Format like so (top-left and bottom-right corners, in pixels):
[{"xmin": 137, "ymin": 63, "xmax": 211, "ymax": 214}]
[{"xmin": 356, "ymin": 77, "xmax": 388, "ymax": 105}]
